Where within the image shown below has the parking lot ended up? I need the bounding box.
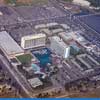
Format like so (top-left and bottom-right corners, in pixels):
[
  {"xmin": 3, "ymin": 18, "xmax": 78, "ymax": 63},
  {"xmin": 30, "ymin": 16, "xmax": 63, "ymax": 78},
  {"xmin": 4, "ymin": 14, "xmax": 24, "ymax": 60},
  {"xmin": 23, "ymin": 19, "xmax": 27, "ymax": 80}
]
[
  {"xmin": 0, "ymin": 6, "xmax": 21, "ymax": 26},
  {"xmin": 13, "ymin": 5, "xmax": 66, "ymax": 21},
  {"xmin": 74, "ymin": 14, "xmax": 100, "ymax": 48}
]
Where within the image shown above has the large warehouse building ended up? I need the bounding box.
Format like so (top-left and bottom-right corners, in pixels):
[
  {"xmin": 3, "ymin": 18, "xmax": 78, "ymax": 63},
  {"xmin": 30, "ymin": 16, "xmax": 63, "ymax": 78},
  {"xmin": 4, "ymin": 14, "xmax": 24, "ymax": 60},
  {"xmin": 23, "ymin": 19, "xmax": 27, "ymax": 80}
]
[
  {"xmin": 0, "ymin": 31, "xmax": 24, "ymax": 57},
  {"xmin": 21, "ymin": 33, "xmax": 46, "ymax": 49}
]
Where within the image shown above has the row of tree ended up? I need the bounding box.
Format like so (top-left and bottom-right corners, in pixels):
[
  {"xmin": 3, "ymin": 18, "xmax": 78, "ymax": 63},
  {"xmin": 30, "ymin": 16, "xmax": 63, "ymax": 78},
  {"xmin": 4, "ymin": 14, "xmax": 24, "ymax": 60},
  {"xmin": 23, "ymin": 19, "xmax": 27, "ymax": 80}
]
[{"xmin": 87, "ymin": 0, "xmax": 100, "ymax": 7}]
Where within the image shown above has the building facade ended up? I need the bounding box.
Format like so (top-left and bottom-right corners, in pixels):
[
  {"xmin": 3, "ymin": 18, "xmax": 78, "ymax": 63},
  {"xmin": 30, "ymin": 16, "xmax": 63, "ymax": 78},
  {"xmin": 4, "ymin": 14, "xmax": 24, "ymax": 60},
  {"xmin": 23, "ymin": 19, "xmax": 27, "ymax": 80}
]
[
  {"xmin": 21, "ymin": 34, "xmax": 46, "ymax": 49},
  {"xmin": 50, "ymin": 36, "xmax": 70, "ymax": 59}
]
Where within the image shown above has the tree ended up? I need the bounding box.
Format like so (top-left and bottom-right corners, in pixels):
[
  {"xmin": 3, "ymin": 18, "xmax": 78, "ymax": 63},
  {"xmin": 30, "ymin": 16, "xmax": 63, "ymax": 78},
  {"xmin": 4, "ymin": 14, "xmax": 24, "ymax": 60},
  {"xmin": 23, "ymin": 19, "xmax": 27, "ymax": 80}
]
[
  {"xmin": 5, "ymin": 0, "xmax": 16, "ymax": 4},
  {"xmin": 87, "ymin": 0, "xmax": 100, "ymax": 7},
  {"xmin": 63, "ymin": 0, "xmax": 73, "ymax": 2}
]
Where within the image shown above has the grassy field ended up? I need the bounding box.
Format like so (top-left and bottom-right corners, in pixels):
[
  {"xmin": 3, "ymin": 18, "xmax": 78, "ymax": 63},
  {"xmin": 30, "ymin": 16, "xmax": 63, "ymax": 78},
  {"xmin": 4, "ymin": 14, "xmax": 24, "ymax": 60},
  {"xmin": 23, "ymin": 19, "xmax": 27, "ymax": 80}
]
[{"xmin": 16, "ymin": 54, "xmax": 33, "ymax": 64}]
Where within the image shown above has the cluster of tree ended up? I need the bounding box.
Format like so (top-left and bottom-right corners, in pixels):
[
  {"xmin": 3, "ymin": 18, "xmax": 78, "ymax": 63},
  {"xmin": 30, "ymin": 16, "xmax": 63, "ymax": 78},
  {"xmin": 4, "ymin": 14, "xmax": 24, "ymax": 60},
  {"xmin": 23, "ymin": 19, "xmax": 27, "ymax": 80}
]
[
  {"xmin": 63, "ymin": 0, "xmax": 73, "ymax": 2},
  {"xmin": 5, "ymin": 0, "xmax": 16, "ymax": 4},
  {"xmin": 36, "ymin": 89, "xmax": 62, "ymax": 98},
  {"xmin": 65, "ymin": 78, "xmax": 98, "ymax": 93},
  {"xmin": 87, "ymin": 0, "xmax": 100, "ymax": 7}
]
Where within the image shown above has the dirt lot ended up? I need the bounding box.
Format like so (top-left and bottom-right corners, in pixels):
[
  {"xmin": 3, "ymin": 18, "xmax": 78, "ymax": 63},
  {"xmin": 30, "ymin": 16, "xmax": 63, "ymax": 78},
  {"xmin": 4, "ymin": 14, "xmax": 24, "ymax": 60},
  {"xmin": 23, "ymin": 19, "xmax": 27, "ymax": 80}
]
[{"xmin": 69, "ymin": 88, "xmax": 100, "ymax": 98}]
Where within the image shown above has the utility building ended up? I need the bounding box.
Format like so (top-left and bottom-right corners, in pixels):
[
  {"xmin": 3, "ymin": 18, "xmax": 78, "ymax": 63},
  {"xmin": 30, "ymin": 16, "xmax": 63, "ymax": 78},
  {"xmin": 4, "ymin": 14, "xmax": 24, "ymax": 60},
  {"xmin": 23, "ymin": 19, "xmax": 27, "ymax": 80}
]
[{"xmin": 21, "ymin": 33, "xmax": 46, "ymax": 49}]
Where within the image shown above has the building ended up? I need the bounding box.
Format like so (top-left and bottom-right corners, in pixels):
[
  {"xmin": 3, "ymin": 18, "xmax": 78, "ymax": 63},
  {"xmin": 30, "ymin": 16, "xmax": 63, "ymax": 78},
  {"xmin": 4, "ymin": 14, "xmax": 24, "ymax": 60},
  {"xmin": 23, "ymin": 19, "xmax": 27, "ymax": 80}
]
[
  {"xmin": 58, "ymin": 32, "xmax": 81, "ymax": 55},
  {"xmin": 35, "ymin": 24, "xmax": 47, "ymax": 30},
  {"xmin": 73, "ymin": 0, "xmax": 90, "ymax": 7},
  {"xmin": 58, "ymin": 32, "xmax": 73, "ymax": 43},
  {"xmin": 71, "ymin": 54, "xmax": 100, "ymax": 71},
  {"xmin": 51, "ymin": 28, "xmax": 64, "ymax": 34},
  {"xmin": 46, "ymin": 22, "xmax": 58, "ymax": 27},
  {"xmin": 77, "ymin": 54, "xmax": 100, "ymax": 67},
  {"xmin": 60, "ymin": 24, "xmax": 70, "ymax": 30},
  {"xmin": 0, "ymin": 31, "xmax": 24, "ymax": 57},
  {"xmin": 28, "ymin": 78, "xmax": 43, "ymax": 88},
  {"xmin": 21, "ymin": 33, "xmax": 46, "ymax": 49},
  {"xmin": 50, "ymin": 36, "xmax": 70, "ymax": 59},
  {"xmin": 38, "ymin": 23, "xmax": 64, "ymax": 37},
  {"xmin": 41, "ymin": 28, "xmax": 52, "ymax": 37}
]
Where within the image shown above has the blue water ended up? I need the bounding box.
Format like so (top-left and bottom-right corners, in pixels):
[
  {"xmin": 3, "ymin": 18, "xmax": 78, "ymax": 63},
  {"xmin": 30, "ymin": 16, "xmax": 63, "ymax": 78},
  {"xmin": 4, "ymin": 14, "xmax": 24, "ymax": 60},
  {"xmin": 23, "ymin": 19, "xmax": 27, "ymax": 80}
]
[
  {"xmin": 32, "ymin": 48, "xmax": 52, "ymax": 67},
  {"xmin": 31, "ymin": 63, "xmax": 40, "ymax": 72}
]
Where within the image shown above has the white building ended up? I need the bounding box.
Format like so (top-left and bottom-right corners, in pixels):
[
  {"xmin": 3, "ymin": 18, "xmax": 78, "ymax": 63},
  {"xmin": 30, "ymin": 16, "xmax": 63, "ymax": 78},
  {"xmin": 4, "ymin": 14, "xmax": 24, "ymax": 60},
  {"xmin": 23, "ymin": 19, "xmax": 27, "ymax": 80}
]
[
  {"xmin": 0, "ymin": 31, "xmax": 24, "ymax": 57},
  {"xmin": 73, "ymin": 0, "xmax": 90, "ymax": 7},
  {"xmin": 50, "ymin": 36, "xmax": 70, "ymax": 58},
  {"xmin": 35, "ymin": 24, "xmax": 47, "ymax": 30},
  {"xmin": 58, "ymin": 32, "xmax": 73, "ymax": 43},
  {"xmin": 21, "ymin": 33, "xmax": 46, "ymax": 49},
  {"xmin": 28, "ymin": 78, "xmax": 43, "ymax": 88}
]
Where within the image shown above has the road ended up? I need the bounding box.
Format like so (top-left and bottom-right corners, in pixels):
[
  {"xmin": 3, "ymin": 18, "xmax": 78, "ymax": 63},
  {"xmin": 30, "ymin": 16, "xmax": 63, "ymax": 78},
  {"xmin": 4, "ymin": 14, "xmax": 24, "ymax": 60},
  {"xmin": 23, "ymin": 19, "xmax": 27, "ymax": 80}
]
[
  {"xmin": 49, "ymin": 0, "xmax": 71, "ymax": 16},
  {"xmin": 0, "ymin": 54, "xmax": 33, "ymax": 98}
]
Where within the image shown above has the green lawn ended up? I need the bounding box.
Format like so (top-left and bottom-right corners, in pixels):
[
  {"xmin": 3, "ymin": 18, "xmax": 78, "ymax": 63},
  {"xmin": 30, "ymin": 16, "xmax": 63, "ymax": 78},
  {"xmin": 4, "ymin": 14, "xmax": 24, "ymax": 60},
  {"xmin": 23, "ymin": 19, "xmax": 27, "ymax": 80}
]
[{"xmin": 16, "ymin": 54, "xmax": 33, "ymax": 64}]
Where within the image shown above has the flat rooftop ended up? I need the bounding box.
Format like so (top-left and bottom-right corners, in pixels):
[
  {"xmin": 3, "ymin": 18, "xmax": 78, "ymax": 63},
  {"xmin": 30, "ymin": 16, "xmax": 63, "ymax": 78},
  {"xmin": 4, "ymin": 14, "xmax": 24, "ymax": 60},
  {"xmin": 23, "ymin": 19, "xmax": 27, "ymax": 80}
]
[
  {"xmin": 0, "ymin": 31, "xmax": 24, "ymax": 56},
  {"xmin": 28, "ymin": 78, "xmax": 43, "ymax": 88},
  {"xmin": 71, "ymin": 54, "xmax": 100, "ymax": 71},
  {"xmin": 77, "ymin": 54, "xmax": 100, "ymax": 68},
  {"xmin": 51, "ymin": 36, "xmax": 69, "ymax": 48},
  {"xmin": 21, "ymin": 33, "xmax": 46, "ymax": 40}
]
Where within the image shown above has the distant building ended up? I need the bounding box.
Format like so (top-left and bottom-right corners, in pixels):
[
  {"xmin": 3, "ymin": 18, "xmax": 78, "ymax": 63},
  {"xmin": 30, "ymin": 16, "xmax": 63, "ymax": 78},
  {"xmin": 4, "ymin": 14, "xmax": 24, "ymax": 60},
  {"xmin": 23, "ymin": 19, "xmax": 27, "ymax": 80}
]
[
  {"xmin": 21, "ymin": 33, "xmax": 46, "ymax": 49},
  {"xmin": 73, "ymin": 0, "xmax": 90, "ymax": 7},
  {"xmin": 50, "ymin": 36, "xmax": 70, "ymax": 59}
]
